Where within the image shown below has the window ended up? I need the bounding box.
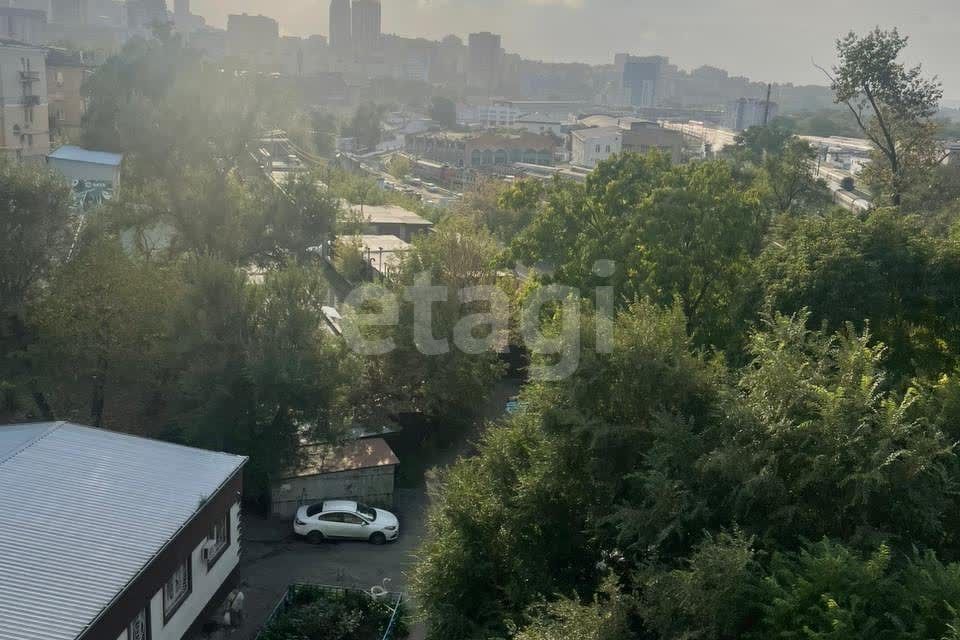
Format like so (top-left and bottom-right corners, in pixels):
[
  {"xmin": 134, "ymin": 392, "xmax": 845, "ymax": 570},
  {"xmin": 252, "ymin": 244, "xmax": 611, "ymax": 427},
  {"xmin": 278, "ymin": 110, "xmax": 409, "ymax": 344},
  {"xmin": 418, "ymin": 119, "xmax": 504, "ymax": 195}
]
[
  {"xmin": 206, "ymin": 512, "xmax": 230, "ymax": 569},
  {"xmin": 128, "ymin": 608, "xmax": 150, "ymax": 640},
  {"xmin": 319, "ymin": 513, "xmax": 343, "ymax": 522},
  {"xmin": 56, "ymin": 71, "xmax": 64, "ymax": 87},
  {"xmin": 163, "ymin": 558, "xmax": 192, "ymax": 622},
  {"xmin": 605, "ymin": 145, "xmax": 611, "ymax": 153},
  {"xmin": 341, "ymin": 514, "xmax": 365, "ymax": 525},
  {"xmin": 595, "ymin": 144, "xmax": 601, "ymax": 153}
]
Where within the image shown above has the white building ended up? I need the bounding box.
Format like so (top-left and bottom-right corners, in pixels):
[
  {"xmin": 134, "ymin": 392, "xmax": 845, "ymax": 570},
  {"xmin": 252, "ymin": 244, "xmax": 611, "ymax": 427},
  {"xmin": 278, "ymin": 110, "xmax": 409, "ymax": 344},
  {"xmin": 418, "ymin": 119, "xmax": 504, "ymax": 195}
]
[
  {"xmin": 0, "ymin": 40, "xmax": 50, "ymax": 162},
  {"xmin": 457, "ymin": 101, "xmax": 522, "ymax": 128},
  {"xmin": 512, "ymin": 113, "xmax": 569, "ymax": 137},
  {"xmin": 48, "ymin": 145, "xmax": 124, "ymax": 208},
  {"xmin": 0, "ymin": 421, "xmax": 248, "ymax": 640},
  {"xmin": 571, "ymin": 126, "xmax": 622, "ymax": 168}
]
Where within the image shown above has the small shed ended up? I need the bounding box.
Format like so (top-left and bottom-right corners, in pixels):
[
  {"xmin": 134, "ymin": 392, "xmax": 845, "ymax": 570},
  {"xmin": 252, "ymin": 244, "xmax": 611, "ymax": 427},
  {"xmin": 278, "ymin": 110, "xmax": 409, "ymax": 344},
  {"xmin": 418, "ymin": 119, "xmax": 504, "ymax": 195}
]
[
  {"xmin": 271, "ymin": 437, "xmax": 399, "ymax": 518},
  {"xmin": 47, "ymin": 145, "xmax": 123, "ymax": 209}
]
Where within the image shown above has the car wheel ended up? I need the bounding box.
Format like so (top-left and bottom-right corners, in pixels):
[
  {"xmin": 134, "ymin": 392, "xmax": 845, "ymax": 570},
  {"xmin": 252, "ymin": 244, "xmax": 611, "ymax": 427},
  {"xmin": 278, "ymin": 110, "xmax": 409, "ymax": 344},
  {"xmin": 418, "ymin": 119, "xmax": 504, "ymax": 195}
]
[
  {"xmin": 306, "ymin": 530, "xmax": 325, "ymax": 544},
  {"xmin": 369, "ymin": 532, "xmax": 387, "ymax": 545}
]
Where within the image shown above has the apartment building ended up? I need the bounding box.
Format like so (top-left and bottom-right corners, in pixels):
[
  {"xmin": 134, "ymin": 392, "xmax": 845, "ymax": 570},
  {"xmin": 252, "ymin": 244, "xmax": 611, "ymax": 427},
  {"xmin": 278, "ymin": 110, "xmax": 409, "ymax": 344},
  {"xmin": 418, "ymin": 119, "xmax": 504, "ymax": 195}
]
[
  {"xmin": 46, "ymin": 47, "xmax": 92, "ymax": 140},
  {"xmin": 0, "ymin": 39, "xmax": 50, "ymax": 162}
]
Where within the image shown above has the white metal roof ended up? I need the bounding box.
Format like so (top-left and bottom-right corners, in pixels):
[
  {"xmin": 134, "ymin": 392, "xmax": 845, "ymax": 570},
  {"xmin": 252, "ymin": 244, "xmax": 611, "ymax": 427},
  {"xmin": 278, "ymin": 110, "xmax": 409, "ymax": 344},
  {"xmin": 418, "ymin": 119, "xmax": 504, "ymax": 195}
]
[
  {"xmin": 47, "ymin": 145, "xmax": 123, "ymax": 167},
  {"xmin": 0, "ymin": 422, "xmax": 247, "ymax": 640}
]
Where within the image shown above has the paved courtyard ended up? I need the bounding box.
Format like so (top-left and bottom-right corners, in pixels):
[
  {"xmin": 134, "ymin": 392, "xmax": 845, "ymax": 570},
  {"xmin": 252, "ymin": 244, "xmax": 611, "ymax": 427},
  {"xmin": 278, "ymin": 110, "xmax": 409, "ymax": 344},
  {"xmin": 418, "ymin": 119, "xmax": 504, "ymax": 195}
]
[
  {"xmin": 193, "ymin": 379, "xmax": 520, "ymax": 639},
  {"xmin": 217, "ymin": 488, "xmax": 428, "ymax": 639}
]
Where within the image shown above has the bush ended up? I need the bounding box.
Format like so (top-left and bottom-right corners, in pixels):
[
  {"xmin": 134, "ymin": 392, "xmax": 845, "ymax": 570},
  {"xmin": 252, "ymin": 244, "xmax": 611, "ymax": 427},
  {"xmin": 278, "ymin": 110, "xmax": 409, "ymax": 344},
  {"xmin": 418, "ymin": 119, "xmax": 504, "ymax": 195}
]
[{"xmin": 258, "ymin": 585, "xmax": 408, "ymax": 640}]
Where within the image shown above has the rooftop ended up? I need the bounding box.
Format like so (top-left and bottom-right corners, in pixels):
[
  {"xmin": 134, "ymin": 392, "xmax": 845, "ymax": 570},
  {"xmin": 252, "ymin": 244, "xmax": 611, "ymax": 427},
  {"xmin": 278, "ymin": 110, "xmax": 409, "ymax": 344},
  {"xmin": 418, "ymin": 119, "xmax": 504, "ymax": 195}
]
[
  {"xmin": 572, "ymin": 126, "xmax": 622, "ymax": 141},
  {"xmin": 357, "ymin": 234, "xmax": 411, "ymax": 275},
  {"xmin": 282, "ymin": 437, "xmax": 399, "ymax": 478},
  {"xmin": 343, "ymin": 202, "xmax": 433, "ymax": 227},
  {"xmin": 0, "ymin": 422, "xmax": 247, "ymax": 640},
  {"xmin": 48, "ymin": 145, "xmax": 124, "ymax": 167}
]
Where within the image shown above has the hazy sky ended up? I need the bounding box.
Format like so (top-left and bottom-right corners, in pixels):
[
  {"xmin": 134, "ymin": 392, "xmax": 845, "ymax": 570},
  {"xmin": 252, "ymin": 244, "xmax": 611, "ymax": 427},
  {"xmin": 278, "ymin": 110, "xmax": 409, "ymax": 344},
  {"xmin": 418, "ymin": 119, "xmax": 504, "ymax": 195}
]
[{"xmin": 194, "ymin": 0, "xmax": 960, "ymax": 98}]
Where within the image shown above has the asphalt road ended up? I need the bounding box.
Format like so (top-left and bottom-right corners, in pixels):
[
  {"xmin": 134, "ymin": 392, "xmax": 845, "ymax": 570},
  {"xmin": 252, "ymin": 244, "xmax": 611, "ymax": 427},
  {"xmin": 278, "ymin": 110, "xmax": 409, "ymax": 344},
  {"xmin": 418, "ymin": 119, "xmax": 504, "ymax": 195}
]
[
  {"xmin": 223, "ymin": 488, "xmax": 428, "ymax": 640},
  {"xmin": 192, "ymin": 378, "xmax": 521, "ymax": 640}
]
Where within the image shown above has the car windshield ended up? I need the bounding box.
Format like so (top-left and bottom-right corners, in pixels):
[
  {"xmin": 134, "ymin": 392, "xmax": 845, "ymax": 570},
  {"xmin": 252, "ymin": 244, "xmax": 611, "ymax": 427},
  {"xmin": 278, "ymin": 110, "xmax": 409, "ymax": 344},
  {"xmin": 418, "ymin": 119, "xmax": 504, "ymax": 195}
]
[
  {"xmin": 356, "ymin": 503, "xmax": 377, "ymax": 521},
  {"xmin": 306, "ymin": 504, "xmax": 324, "ymax": 517}
]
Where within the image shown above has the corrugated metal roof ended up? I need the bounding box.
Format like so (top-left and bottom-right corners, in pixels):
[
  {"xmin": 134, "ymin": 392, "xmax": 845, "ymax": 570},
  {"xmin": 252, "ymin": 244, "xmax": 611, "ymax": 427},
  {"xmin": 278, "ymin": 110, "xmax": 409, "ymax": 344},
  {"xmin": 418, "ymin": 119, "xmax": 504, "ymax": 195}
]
[
  {"xmin": 0, "ymin": 422, "xmax": 247, "ymax": 640},
  {"xmin": 47, "ymin": 145, "xmax": 123, "ymax": 167},
  {"xmin": 282, "ymin": 437, "xmax": 399, "ymax": 479}
]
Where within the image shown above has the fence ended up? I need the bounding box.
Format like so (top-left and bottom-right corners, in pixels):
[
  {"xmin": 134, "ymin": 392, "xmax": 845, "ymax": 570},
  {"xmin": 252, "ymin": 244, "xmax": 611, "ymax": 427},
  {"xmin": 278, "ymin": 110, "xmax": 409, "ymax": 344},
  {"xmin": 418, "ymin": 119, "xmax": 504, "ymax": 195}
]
[{"xmin": 255, "ymin": 583, "xmax": 405, "ymax": 640}]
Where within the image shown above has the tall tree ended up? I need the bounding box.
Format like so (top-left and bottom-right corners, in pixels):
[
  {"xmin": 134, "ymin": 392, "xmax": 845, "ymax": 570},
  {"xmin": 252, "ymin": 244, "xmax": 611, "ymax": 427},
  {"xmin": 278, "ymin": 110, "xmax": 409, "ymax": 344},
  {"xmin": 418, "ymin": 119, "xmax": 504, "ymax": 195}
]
[
  {"xmin": 824, "ymin": 28, "xmax": 944, "ymax": 207},
  {"xmin": 344, "ymin": 103, "xmax": 384, "ymax": 151},
  {"xmin": 0, "ymin": 162, "xmax": 73, "ymax": 419},
  {"xmin": 28, "ymin": 238, "xmax": 177, "ymax": 428},
  {"xmin": 429, "ymin": 96, "xmax": 457, "ymax": 129},
  {"xmin": 0, "ymin": 162, "xmax": 73, "ymax": 318}
]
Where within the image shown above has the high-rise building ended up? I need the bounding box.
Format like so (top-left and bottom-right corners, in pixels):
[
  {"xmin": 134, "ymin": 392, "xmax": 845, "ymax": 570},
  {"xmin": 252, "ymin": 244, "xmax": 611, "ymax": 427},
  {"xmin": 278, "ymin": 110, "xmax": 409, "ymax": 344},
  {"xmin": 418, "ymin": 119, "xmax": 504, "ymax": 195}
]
[
  {"xmin": 329, "ymin": 0, "xmax": 351, "ymax": 54},
  {"xmin": 172, "ymin": 0, "xmax": 204, "ymax": 32},
  {"xmin": 141, "ymin": 0, "xmax": 168, "ymax": 26},
  {"xmin": 620, "ymin": 55, "xmax": 668, "ymax": 108},
  {"xmin": 0, "ymin": 7, "xmax": 46, "ymax": 44},
  {"xmin": 227, "ymin": 13, "xmax": 279, "ymax": 56},
  {"xmin": 49, "ymin": 0, "xmax": 88, "ymax": 25},
  {"xmin": 351, "ymin": 0, "xmax": 380, "ymax": 57},
  {"xmin": 726, "ymin": 97, "xmax": 779, "ymax": 131},
  {"xmin": 433, "ymin": 34, "xmax": 465, "ymax": 84},
  {"xmin": 467, "ymin": 31, "xmax": 502, "ymax": 93}
]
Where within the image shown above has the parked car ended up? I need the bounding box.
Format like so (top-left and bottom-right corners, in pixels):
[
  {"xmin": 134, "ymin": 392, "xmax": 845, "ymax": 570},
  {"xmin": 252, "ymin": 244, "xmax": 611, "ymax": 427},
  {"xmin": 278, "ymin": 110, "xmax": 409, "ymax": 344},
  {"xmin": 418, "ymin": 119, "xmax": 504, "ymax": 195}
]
[{"xmin": 294, "ymin": 500, "xmax": 400, "ymax": 544}]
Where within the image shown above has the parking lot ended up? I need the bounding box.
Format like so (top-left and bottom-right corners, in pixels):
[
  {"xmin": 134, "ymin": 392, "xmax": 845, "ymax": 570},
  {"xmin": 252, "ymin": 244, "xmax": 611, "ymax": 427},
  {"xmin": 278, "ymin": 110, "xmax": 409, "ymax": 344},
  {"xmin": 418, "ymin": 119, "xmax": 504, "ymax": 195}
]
[
  {"xmin": 199, "ymin": 380, "xmax": 520, "ymax": 640},
  {"xmin": 222, "ymin": 488, "xmax": 427, "ymax": 639}
]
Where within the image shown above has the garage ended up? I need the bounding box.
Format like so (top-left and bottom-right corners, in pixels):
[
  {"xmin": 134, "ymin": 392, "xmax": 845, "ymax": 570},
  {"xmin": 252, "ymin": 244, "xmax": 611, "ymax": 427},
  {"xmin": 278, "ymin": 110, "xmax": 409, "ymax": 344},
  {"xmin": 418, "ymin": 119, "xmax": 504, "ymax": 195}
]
[{"xmin": 271, "ymin": 437, "xmax": 399, "ymax": 518}]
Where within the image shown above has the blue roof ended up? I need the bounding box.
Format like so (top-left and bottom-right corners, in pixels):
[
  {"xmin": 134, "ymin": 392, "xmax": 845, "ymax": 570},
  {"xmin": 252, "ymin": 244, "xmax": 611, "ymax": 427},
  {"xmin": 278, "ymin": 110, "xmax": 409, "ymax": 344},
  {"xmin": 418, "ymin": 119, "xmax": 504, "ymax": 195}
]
[{"xmin": 48, "ymin": 145, "xmax": 123, "ymax": 167}]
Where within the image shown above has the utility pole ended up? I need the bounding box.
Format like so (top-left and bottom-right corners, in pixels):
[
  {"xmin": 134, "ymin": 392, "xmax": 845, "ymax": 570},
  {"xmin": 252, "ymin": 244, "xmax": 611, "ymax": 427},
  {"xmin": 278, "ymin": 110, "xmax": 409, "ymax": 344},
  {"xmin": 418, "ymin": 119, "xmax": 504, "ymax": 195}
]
[{"xmin": 762, "ymin": 83, "xmax": 772, "ymax": 126}]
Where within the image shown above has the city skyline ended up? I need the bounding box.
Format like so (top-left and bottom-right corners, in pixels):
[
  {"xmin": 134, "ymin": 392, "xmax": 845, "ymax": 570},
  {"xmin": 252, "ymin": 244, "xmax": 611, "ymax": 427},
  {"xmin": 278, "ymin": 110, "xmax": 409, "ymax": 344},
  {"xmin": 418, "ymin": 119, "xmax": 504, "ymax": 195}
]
[{"xmin": 193, "ymin": 0, "xmax": 960, "ymax": 98}]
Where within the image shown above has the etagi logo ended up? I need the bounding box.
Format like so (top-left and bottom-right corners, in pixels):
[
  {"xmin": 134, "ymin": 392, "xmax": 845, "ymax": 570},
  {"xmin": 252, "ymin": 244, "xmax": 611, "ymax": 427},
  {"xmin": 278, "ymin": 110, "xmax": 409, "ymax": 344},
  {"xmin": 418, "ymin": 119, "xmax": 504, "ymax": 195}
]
[{"xmin": 341, "ymin": 260, "xmax": 616, "ymax": 381}]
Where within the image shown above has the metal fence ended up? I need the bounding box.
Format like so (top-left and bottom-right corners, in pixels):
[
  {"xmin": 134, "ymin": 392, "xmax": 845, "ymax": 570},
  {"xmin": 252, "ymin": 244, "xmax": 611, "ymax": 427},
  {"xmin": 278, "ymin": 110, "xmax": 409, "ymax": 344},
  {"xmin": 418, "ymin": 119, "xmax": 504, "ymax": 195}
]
[{"xmin": 255, "ymin": 583, "xmax": 405, "ymax": 640}]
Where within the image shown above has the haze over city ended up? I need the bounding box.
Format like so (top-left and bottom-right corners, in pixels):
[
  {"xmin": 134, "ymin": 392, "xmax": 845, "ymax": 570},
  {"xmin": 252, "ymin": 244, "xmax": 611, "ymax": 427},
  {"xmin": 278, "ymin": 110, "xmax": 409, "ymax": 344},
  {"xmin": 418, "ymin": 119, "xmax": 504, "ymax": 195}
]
[
  {"xmin": 193, "ymin": 0, "xmax": 960, "ymax": 97},
  {"xmin": 4, "ymin": 0, "xmax": 960, "ymax": 638}
]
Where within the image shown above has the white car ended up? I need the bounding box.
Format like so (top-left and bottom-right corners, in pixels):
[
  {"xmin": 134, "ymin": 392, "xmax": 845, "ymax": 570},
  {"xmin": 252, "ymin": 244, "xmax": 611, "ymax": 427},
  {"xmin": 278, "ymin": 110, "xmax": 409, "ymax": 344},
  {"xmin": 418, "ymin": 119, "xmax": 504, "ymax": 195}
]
[{"xmin": 294, "ymin": 500, "xmax": 400, "ymax": 545}]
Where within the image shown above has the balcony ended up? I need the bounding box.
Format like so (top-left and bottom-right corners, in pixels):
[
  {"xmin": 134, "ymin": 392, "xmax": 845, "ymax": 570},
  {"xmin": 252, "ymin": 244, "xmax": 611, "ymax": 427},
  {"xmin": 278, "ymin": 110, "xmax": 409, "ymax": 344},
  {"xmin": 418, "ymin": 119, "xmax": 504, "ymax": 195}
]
[
  {"xmin": 19, "ymin": 70, "xmax": 40, "ymax": 83},
  {"xmin": 22, "ymin": 94, "xmax": 40, "ymax": 107}
]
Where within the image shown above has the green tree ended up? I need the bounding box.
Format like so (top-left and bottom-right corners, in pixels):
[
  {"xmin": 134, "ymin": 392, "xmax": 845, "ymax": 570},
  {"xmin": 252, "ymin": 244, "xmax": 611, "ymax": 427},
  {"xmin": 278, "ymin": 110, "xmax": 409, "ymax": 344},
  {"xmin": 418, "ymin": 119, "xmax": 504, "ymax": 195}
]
[
  {"xmin": 166, "ymin": 258, "xmax": 357, "ymax": 499},
  {"xmin": 517, "ymin": 579, "xmax": 634, "ymax": 640},
  {"xmin": 429, "ymin": 96, "xmax": 457, "ymax": 129},
  {"xmin": 640, "ymin": 530, "xmax": 759, "ymax": 639},
  {"xmin": 617, "ymin": 161, "xmax": 766, "ymax": 346},
  {"xmin": 310, "ymin": 109, "xmax": 339, "ymax": 157},
  {"xmin": 371, "ymin": 217, "xmax": 505, "ymax": 424},
  {"xmin": 412, "ymin": 404, "xmax": 600, "ymax": 640},
  {"xmin": 759, "ymin": 137, "xmax": 832, "ymax": 213},
  {"xmin": 512, "ymin": 156, "xmax": 767, "ymax": 348},
  {"xmin": 0, "ymin": 162, "xmax": 73, "ymax": 419},
  {"xmin": 261, "ymin": 170, "xmax": 341, "ymax": 263},
  {"xmin": 28, "ymin": 238, "xmax": 177, "ymax": 428},
  {"xmin": 750, "ymin": 540, "xmax": 960, "ymax": 640},
  {"xmin": 825, "ymin": 28, "xmax": 945, "ymax": 207},
  {"xmin": 344, "ymin": 103, "xmax": 384, "ymax": 151},
  {"xmin": 386, "ymin": 154, "xmax": 412, "ymax": 180},
  {"xmin": 758, "ymin": 209, "xmax": 960, "ymax": 380}
]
